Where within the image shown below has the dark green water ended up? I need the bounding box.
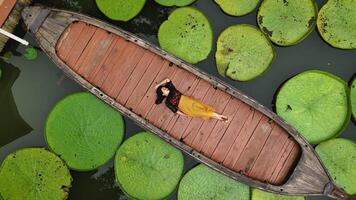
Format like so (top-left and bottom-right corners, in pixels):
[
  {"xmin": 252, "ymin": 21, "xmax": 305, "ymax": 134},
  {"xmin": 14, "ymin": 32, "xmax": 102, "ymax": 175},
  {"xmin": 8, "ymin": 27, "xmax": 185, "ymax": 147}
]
[{"xmin": 0, "ymin": 0, "xmax": 355, "ymax": 199}]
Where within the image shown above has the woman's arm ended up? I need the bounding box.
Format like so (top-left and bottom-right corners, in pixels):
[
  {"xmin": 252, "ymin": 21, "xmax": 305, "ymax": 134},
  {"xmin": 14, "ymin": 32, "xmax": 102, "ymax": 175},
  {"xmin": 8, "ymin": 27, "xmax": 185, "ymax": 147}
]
[{"xmin": 155, "ymin": 78, "xmax": 171, "ymax": 89}]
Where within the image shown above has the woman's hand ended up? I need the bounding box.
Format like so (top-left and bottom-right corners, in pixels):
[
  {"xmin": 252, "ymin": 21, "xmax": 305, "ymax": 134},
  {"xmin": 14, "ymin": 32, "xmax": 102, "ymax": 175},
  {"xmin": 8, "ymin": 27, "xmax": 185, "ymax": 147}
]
[{"xmin": 155, "ymin": 78, "xmax": 171, "ymax": 89}]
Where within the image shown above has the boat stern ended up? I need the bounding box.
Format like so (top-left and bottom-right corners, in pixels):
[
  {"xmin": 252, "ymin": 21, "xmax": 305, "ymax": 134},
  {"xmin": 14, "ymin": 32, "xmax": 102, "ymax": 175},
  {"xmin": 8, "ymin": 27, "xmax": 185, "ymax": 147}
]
[{"xmin": 21, "ymin": 6, "xmax": 50, "ymax": 33}]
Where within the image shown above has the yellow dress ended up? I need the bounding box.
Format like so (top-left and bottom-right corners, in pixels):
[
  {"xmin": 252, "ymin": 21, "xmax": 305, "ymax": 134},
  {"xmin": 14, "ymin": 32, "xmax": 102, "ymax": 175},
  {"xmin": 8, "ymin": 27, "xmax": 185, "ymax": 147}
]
[{"xmin": 178, "ymin": 95, "xmax": 216, "ymax": 120}]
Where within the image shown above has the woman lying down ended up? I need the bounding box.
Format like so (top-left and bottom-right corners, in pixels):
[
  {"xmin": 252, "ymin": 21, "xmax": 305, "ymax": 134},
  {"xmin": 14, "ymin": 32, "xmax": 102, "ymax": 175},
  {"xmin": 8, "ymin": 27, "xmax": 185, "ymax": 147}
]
[{"xmin": 155, "ymin": 78, "xmax": 228, "ymax": 122}]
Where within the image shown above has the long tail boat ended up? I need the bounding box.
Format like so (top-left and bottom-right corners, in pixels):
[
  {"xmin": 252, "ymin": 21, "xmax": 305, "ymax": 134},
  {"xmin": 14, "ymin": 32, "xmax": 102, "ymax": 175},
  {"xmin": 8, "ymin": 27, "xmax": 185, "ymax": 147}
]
[{"xmin": 21, "ymin": 6, "xmax": 354, "ymax": 200}]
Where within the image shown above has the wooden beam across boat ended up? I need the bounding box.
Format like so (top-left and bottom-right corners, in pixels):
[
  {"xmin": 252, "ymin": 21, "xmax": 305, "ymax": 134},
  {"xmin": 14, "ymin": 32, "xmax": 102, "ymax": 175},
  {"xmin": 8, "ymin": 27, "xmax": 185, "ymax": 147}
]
[{"xmin": 21, "ymin": 6, "xmax": 355, "ymax": 200}]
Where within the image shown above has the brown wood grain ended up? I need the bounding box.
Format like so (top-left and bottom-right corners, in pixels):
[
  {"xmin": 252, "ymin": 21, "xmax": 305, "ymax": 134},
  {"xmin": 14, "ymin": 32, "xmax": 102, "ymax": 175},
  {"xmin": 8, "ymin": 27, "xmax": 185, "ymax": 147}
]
[
  {"xmin": 56, "ymin": 21, "xmax": 85, "ymax": 61},
  {"xmin": 0, "ymin": 0, "xmax": 16, "ymax": 26}
]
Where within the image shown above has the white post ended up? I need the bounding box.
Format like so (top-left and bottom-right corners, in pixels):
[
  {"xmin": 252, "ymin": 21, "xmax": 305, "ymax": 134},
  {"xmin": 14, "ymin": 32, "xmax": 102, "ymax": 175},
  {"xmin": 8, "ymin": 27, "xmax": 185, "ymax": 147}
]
[{"xmin": 0, "ymin": 28, "xmax": 29, "ymax": 46}]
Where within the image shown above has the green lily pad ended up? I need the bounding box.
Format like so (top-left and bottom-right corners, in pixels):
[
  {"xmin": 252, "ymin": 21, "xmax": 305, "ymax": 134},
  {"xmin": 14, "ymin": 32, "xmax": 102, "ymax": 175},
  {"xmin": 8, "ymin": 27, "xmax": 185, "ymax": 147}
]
[
  {"xmin": 0, "ymin": 148, "xmax": 72, "ymax": 200},
  {"xmin": 316, "ymin": 138, "xmax": 356, "ymax": 195},
  {"xmin": 317, "ymin": 0, "xmax": 356, "ymax": 49},
  {"xmin": 154, "ymin": 0, "xmax": 196, "ymax": 7},
  {"xmin": 215, "ymin": 0, "xmax": 260, "ymax": 16},
  {"xmin": 96, "ymin": 0, "xmax": 146, "ymax": 21},
  {"xmin": 252, "ymin": 188, "xmax": 305, "ymax": 200},
  {"xmin": 276, "ymin": 70, "xmax": 350, "ymax": 144},
  {"xmin": 216, "ymin": 24, "xmax": 275, "ymax": 81},
  {"xmin": 351, "ymin": 78, "xmax": 356, "ymax": 120},
  {"xmin": 24, "ymin": 47, "xmax": 38, "ymax": 60},
  {"xmin": 158, "ymin": 7, "xmax": 213, "ymax": 64},
  {"xmin": 257, "ymin": 0, "xmax": 317, "ymax": 46},
  {"xmin": 46, "ymin": 92, "xmax": 125, "ymax": 171},
  {"xmin": 178, "ymin": 164, "xmax": 250, "ymax": 200},
  {"xmin": 115, "ymin": 132, "xmax": 184, "ymax": 200}
]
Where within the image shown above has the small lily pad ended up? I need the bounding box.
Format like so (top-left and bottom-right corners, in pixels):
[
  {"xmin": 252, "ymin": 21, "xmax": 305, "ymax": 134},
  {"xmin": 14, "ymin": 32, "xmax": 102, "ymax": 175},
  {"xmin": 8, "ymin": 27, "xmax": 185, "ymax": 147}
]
[
  {"xmin": 317, "ymin": 0, "xmax": 356, "ymax": 49},
  {"xmin": 215, "ymin": 0, "xmax": 260, "ymax": 16},
  {"xmin": 276, "ymin": 70, "xmax": 350, "ymax": 144},
  {"xmin": 252, "ymin": 188, "xmax": 305, "ymax": 200},
  {"xmin": 158, "ymin": 7, "xmax": 213, "ymax": 64},
  {"xmin": 178, "ymin": 164, "xmax": 250, "ymax": 200},
  {"xmin": 46, "ymin": 92, "xmax": 125, "ymax": 171},
  {"xmin": 155, "ymin": 0, "xmax": 196, "ymax": 7},
  {"xmin": 316, "ymin": 138, "xmax": 356, "ymax": 195},
  {"xmin": 257, "ymin": 0, "xmax": 317, "ymax": 46},
  {"xmin": 351, "ymin": 78, "xmax": 356, "ymax": 120},
  {"xmin": 96, "ymin": 0, "xmax": 146, "ymax": 21},
  {"xmin": 216, "ymin": 24, "xmax": 274, "ymax": 81},
  {"xmin": 24, "ymin": 47, "xmax": 38, "ymax": 60},
  {"xmin": 115, "ymin": 132, "xmax": 184, "ymax": 200},
  {"xmin": 0, "ymin": 148, "xmax": 72, "ymax": 200}
]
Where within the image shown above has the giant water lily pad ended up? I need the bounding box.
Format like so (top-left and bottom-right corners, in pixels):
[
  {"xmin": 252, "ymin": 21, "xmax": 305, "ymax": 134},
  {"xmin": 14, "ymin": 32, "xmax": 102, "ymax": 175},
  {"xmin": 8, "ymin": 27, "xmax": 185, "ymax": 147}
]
[
  {"xmin": 178, "ymin": 164, "xmax": 250, "ymax": 200},
  {"xmin": 252, "ymin": 189, "xmax": 305, "ymax": 200},
  {"xmin": 216, "ymin": 24, "xmax": 274, "ymax": 81},
  {"xmin": 317, "ymin": 0, "xmax": 356, "ymax": 49},
  {"xmin": 316, "ymin": 138, "xmax": 356, "ymax": 195},
  {"xmin": 96, "ymin": 0, "xmax": 146, "ymax": 21},
  {"xmin": 46, "ymin": 92, "xmax": 124, "ymax": 171},
  {"xmin": 115, "ymin": 132, "xmax": 184, "ymax": 200},
  {"xmin": 351, "ymin": 78, "xmax": 356, "ymax": 120},
  {"xmin": 0, "ymin": 148, "xmax": 72, "ymax": 200},
  {"xmin": 257, "ymin": 0, "xmax": 317, "ymax": 46},
  {"xmin": 215, "ymin": 0, "xmax": 260, "ymax": 16},
  {"xmin": 276, "ymin": 70, "xmax": 350, "ymax": 144},
  {"xmin": 158, "ymin": 7, "xmax": 213, "ymax": 64},
  {"xmin": 155, "ymin": 0, "xmax": 196, "ymax": 6}
]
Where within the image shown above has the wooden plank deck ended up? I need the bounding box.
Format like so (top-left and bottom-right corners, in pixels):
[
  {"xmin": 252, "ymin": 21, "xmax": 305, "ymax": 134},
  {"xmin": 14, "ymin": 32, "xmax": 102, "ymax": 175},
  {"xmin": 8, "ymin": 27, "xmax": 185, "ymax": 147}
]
[{"xmin": 55, "ymin": 22, "xmax": 301, "ymax": 185}]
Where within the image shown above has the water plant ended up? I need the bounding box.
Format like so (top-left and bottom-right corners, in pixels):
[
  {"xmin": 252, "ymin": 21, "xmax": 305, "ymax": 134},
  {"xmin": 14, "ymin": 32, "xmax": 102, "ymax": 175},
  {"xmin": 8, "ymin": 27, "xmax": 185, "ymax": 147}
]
[
  {"xmin": 154, "ymin": 0, "xmax": 196, "ymax": 7},
  {"xmin": 252, "ymin": 188, "xmax": 305, "ymax": 200},
  {"xmin": 276, "ymin": 70, "xmax": 350, "ymax": 144},
  {"xmin": 257, "ymin": 0, "xmax": 317, "ymax": 46},
  {"xmin": 115, "ymin": 132, "xmax": 184, "ymax": 200},
  {"xmin": 24, "ymin": 47, "xmax": 38, "ymax": 60},
  {"xmin": 215, "ymin": 24, "xmax": 274, "ymax": 81},
  {"xmin": 46, "ymin": 92, "xmax": 125, "ymax": 171},
  {"xmin": 0, "ymin": 148, "xmax": 72, "ymax": 200},
  {"xmin": 316, "ymin": 138, "xmax": 356, "ymax": 195},
  {"xmin": 317, "ymin": 0, "xmax": 356, "ymax": 49},
  {"xmin": 351, "ymin": 78, "xmax": 355, "ymax": 121},
  {"xmin": 215, "ymin": 0, "xmax": 260, "ymax": 16},
  {"xmin": 158, "ymin": 7, "xmax": 213, "ymax": 64},
  {"xmin": 96, "ymin": 0, "xmax": 146, "ymax": 21},
  {"xmin": 178, "ymin": 164, "xmax": 250, "ymax": 200}
]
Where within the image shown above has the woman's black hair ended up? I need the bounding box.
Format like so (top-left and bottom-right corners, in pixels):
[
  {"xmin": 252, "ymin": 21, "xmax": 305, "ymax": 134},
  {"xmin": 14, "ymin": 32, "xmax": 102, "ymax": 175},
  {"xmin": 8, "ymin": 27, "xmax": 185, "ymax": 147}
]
[{"xmin": 155, "ymin": 86, "xmax": 166, "ymax": 104}]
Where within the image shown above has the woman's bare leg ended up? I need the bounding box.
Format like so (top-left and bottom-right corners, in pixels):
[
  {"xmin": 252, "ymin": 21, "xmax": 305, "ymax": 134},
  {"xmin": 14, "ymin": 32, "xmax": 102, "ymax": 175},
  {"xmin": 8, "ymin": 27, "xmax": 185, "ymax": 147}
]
[{"xmin": 212, "ymin": 112, "xmax": 228, "ymax": 122}]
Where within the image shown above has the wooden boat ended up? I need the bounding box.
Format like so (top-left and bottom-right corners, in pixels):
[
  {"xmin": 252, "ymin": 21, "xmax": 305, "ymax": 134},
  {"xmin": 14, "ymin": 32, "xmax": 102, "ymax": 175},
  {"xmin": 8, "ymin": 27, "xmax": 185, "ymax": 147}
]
[
  {"xmin": 21, "ymin": 6, "xmax": 354, "ymax": 200},
  {"xmin": 0, "ymin": 0, "xmax": 32, "ymax": 52}
]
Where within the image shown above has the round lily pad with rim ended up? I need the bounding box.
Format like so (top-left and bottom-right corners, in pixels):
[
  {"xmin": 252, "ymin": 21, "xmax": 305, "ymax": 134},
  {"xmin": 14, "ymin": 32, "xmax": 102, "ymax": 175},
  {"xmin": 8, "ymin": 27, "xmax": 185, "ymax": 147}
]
[
  {"xmin": 215, "ymin": 24, "xmax": 275, "ymax": 81},
  {"xmin": 96, "ymin": 0, "xmax": 146, "ymax": 22},
  {"xmin": 0, "ymin": 148, "xmax": 72, "ymax": 200},
  {"xmin": 276, "ymin": 70, "xmax": 350, "ymax": 144},
  {"xmin": 252, "ymin": 188, "xmax": 305, "ymax": 200},
  {"xmin": 257, "ymin": 0, "xmax": 317, "ymax": 46},
  {"xmin": 158, "ymin": 7, "xmax": 213, "ymax": 64},
  {"xmin": 154, "ymin": 0, "xmax": 196, "ymax": 7},
  {"xmin": 45, "ymin": 92, "xmax": 125, "ymax": 171},
  {"xmin": 178, "ymin": 164, "xmax": 250, "ymax": 200},
  {"xmin": 215, "ymin": 0, "xmax": 260, "ymax": 16},
  {"xmin": 115, "ymin": 132, "xmax": 184, "ymax": 200},
  {"xmin": 316, "ymin": 138, "xmax": 356, "ymax": 195},
  {"xmin": 351, "ymin": 78, "xmax": 355, "ymax": 121},
  {"xmin": 24, "ymin": 47, "xmax": 38, "ymax": 60},
  {"xmin": 317, "ymin": 0, "xmax": 356, "ymax": 49}
]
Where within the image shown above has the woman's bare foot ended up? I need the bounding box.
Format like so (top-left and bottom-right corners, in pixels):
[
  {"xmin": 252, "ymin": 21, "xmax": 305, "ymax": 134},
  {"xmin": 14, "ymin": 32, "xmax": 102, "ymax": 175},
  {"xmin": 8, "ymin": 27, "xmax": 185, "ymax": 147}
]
[{"xmin": 213, "ymin": 113, "xmax": 228, "ymax": 122}]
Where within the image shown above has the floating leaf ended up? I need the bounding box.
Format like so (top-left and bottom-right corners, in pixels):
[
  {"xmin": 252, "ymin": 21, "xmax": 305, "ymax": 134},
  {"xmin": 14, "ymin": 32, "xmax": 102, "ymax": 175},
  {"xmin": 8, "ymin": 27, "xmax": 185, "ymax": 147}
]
[
  {"xmin": 0, "ymin": 148, "xmax": 72, "ymax": 200},
  {"xmin": 316, "ymin": 138, "xmax": 356, "ymax": 195},
  {"xmin": 155, "ymin": 0, "xmax": 196, "ymax": 7},
  {"xmin": 252, "ymin": 188, "xmax": 305, "ymax": 200},
  {"xmin": 351, "ymin": 78, "xmax": 356, "ymax": 120},
  {"xmin": 178, "ymin": 164, "xmax": 250, "ymax": 200},
  {"xmin": 96, "ymin": 0, "xmax": 146, "ymax": 21},
  {"xmin": 2, "ymin": 51, "xmax": 13, "ymax": 61},
  {"xmin": 317, "ymin": 0, "xmax": 356, "ymax": 49},
  {"xmin": 276, "ymin": 70, "xmax": 350, "ymax": 144},
  {"xmin": 158, "ymin": 7, "xmax": 213, "ymax": 64},
  {"xmin": 257, "ymin": 0, "xmax": 317, "ymax": 46},
  {"xmin": 46, "ymin": 92, "xmax": 125, "ymax": 171},
  {"xmin": 24, "ymin": 47, "xmax": 38, "ymax": 60},
  {"xmin": 215, "ymin": 0, "xmax": 260, "ymax": 16},
  {"xmin": 115, "ymin": 132, "xmax": 184, "ymax": 200},
  {"xmin": 216, "ymin": 24, "xmax": 274, "ymax": 81}
]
